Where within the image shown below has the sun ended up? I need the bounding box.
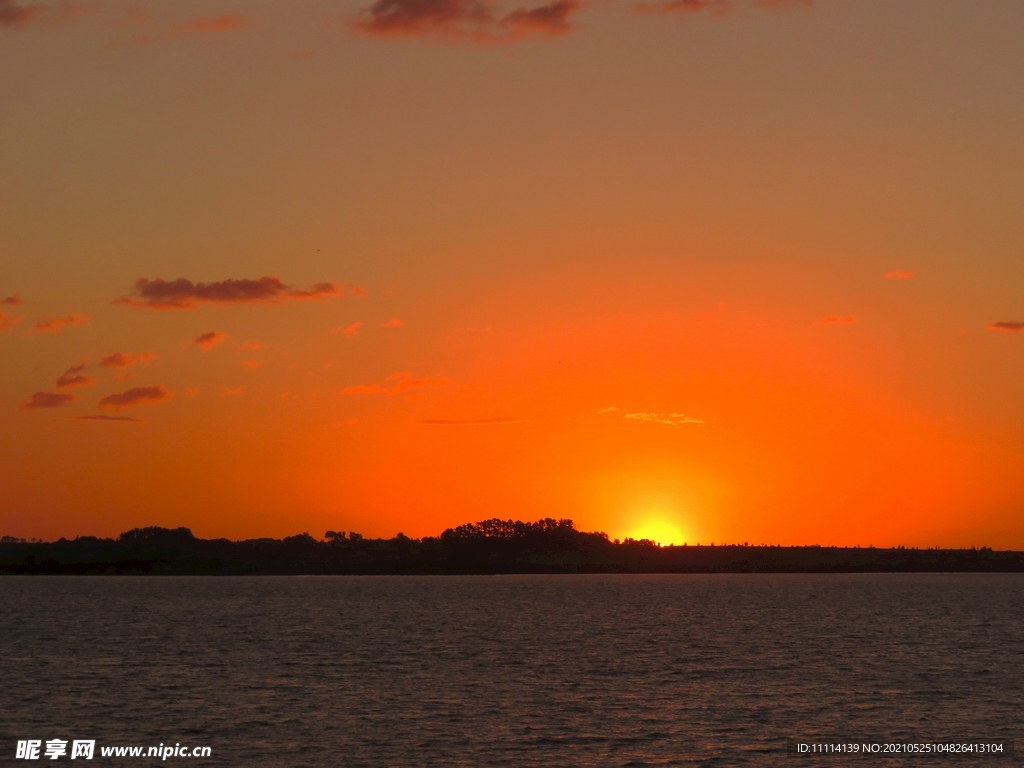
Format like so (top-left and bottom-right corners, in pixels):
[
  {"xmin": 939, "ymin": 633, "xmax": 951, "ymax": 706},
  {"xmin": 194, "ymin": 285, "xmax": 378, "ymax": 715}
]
[{"xmin": 628, "ymin": 518, "xmax": 687, "ymax": 546}]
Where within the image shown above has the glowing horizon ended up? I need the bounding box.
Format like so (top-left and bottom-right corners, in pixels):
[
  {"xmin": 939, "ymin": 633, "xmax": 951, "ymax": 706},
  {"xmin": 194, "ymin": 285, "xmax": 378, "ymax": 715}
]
[{"xmin": 1, "ymin": 0, "xmax": 1023, "ymax": 548}]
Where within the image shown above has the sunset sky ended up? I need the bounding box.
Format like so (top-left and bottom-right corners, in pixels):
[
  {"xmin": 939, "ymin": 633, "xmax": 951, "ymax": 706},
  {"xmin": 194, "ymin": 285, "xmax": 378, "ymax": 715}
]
[{"xmin": 2, "ymin": 0, "xmax": 1022, "ymax": 546}]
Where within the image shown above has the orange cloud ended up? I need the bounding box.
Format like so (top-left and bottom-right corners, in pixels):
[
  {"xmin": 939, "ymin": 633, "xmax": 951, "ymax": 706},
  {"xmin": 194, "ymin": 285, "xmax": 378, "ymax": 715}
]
[
  {"xmin": 623, "ymin": 411, "xmax": 704, "ymax": 427},
  {"xmin": 74, "ymin": 414, "xmax": 142, "ymax": 423},
  {"xmin": 99, "ymin": 351, "xmax": 157, "ymax": 368},
  {"xmin": 0, "ymin": 0, "xmax": 43, "ymax": 26},
  {"xmin": 195, "ymin": 331, "xmax": 228, "ymax": 351},
  {"xmin": 185, "ymin": 387, "xmax": 201, "ymax": 397},
  {"xmin": 182, "ymin": 14, "xmax": 246, "ymax": 33},
  {"xmin": 116, "ymin": 277, "xmax": 351, "ymax": 309},
  {"xmin": 2, "ymin": 295, "xmax": 21, "ymax": 305},
  {"xmin": 98, "ymin": 385, "xmax": 172, "ymax": 410},
  {"xmin": 819, "ymin": 315, "xmax": 856, "ymax": 326},
  {"xmin": 351, "ymin": 0, "xmax": 581, "ymax": 43},
  {"xmin": 634, "ymin": 0, "xmax": 733, "ymax": 16},
  {"xmin": 885, "ymin": 270, "xmax": 915, "ymax": 280},
  {"xmin": 342, "ymin": 371, "xmax": 446, "ymax": 395},
  {"xmin": 221, "ymin": 386, "xmax": 243, "ymax": 396},
  {"xmin": 421, "ymin": 417, "xmax": 519, "ymax": 424},
  {"xmin": 0, "ymin": 311, "xmax": 22, "ymax": 331},
  {"xmin": 56, "ymin": 363, "xmax": 95, "ymax": 389},
  {"xmin": 32, "ymin": 313, "xmax": 88, "ymax": 334},
  {"xmin": 242, "ymin": 360, "xmax": 264, "ymax": 369},
  {"xmin": 21, "ymin": 391, "xmax": 76, "ymax": 410},
  {"xmin": 987, "ymin": 321, "xmax": 1024, "ymax": 333},
  {"xmin": 0, "ymin": 0, "xmax": 93, "ymax": 27},
  {"xmin": 380, "ymin": 317, "xmax": 404, "ymax": 328},
  {"xmin": 332, "ymin": 321, "xmax": 362, "ymax": 337}
]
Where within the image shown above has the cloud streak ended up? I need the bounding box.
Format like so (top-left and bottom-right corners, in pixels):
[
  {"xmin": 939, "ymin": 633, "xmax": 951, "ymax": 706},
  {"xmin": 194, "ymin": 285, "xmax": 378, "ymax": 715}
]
[
  {"xmin": 74, "ymin": 414, "xmax": 143, "ymax": 423},
  {"xmin": 885, "ymin": 270, "xmax": 915, "ymax": 280},
  {"xmin": 99, "ymin": 351, "xmax": 157, "ymax": 368},
  {"xmin": 56, "ymin": 363, "xmax": 95, "ymax": 389},
  {"xmin": 342, "ymin": 371, "xmax": 446, "ymax": 395},
  {"xmin": 98, "ymin": 385, "xmax": 172, "ymax": 410},
  {"xmin": 21, "ymin": 391, "xmax": 76, "ymax": 410},
  {"xmin": 624, "ymin": 412, "xmax": 705, "ymax": 427},
  {"xmin": 195, "ymin": 331, "xmax": 228, "ymax": 351},
  {"xmin": 987, "ymin": 321, "xmax": 1024, "ymax": 333},
  {"xmin": 116, "ymin": 277, "xmax": 358, "ymax": 309},
  {"xmin": 351, "ymin": 0, "xmax": 581, "ymax": 43},
  {"xmin": 421, "ymin": 417, "xmax": 519, "ymax": 424},
  {"xmin": 32, "ymin": 313, "xmax": 88, "ymax": 334}
]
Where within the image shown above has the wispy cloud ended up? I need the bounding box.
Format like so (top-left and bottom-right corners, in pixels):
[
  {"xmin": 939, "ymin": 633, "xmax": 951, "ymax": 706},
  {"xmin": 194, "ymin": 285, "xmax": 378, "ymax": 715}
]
[
  {"xmin": 56, "ymin": 363, "xmax": 95, "ymax": 389},
  {"xmin": 342, "ymin": 371, "xmax": 446, "ymax": 395},
  {"xmin": 73, "ymin": 414, "xmax": 143, "ymax": 423},
  {"xmin": 116, "ymin": 277, "xmax": 357, "ymax": 309},
  {"xmin": 885, "ymin": 270, "xmax": 915, "ymax": 280},
  {"xmin": 380, "ymin": 317, "xmax": 404, "ymax": 328},
  {"xmin": 751, "ymin": 0, "xmax": 811, "ymax": 9},
  {"xmin": 987, "ymin": 321, "xmax": 1024, "ymax": 333},
  {"xmin": 0, "ymin": 0, "xmax": 93, "ymax": 28},
  {"xmin": 21, "ymin": 391, "xmax": 76, "ymax": 410},
  {"xmin": 99, "ymin": 351, "xmax": 157, "ymax": 368},
  {"xmin": 181, "ymin": 14, "xmax": 245, "ymax": 33},
  {"xmin": 98, "ymin": 385, "xmax": 172, "ymax": 410},
  {"xmin": 0, "ymin": 311, "xmax": 22, "ymax": 331},
  {"xmin": 634, "ymin": 0, "xmax": 733, "ymax": 17},
  {"xmin": 624, "ymin": 412, "xmax": 704, "ymax": 427},
  {"xmin": 351, "ymin": 0, "xmax": 581, "ymax": 43},
  {"xmin": 818, "ymin": 315, "xmax": 856, "ymax": 326},
  {"xmin": 600, "ymin": 407, "xmax": 704, "ymax": 427},
  {"xmin": 195, "ymin": 331, "xmax": 228, "ymax": 351},
  {"xmin": 32, "ymin": 313, "xmax": 88, "ymax": 334},
  {"xmin": 332, "ymin": 321, "xmax": 363, "ymax": 337},
  {"xmin": 421, "ymin": 417, "xmax": 519, "ymax": 424}
]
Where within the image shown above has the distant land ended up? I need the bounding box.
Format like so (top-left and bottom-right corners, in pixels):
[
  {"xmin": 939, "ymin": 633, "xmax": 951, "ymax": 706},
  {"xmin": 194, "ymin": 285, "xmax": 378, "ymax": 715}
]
[{"xmin": 2, "ymin": 519, "xmax": 1023, "ymax": 574}]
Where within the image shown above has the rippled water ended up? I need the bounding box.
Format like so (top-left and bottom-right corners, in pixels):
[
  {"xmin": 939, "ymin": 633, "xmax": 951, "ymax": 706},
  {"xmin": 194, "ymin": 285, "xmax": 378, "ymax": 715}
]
[{"xmin": 1, "ymin": 575, "xmax": 1021, "ymax": 766}]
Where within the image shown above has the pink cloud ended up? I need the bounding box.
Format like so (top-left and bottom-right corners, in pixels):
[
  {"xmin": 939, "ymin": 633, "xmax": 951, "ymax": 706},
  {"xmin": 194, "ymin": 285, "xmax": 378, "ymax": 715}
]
[
  {"xmin": 987, "ymin": 321, "xmax": 1024, "ymax": 333},
  {"xmin": 116, "ymin": 277, "xmax": 354, "ymax": 309},
  {"xmin": 99, "ymin": 385, "xmax": 172, "ymax": 411},
  {"xmin": 342, "ymin": 371, "xmax": 446, "ymax": 395},
  {"xmin": 195, "ymin": 331, "xmax": 228, "ymax": 351},
  {"xmin": 885, "ymin": 270, "xmax": 915, "ymax": 280},
  {"xmin": 380, "ymin": 317, "xmax": 404, "ymax": 328},
  {"xmin": 21, "ymin": 391, "xmax": 76, "ymax": 410},
  {"xmin": 32, "ymin": 313, "xmax": 88, "ymax": 334},
  {"xmin": 351, "ymin": 0, "xmax": 582, "ymax": 43},
  {"xmin": 634, "ymin": 0, "xmax": 733, "ymax": 17},
  {"xmin": 56, "ymin": 363, "xmax": 95, "ymax": 389},
  {"xmin": 818, "ymin": 315, "xmax": 856, "ymax": 326},
  {"xmin": 99, "ymin": 351, "xmax": 157, "ymax": 368}
]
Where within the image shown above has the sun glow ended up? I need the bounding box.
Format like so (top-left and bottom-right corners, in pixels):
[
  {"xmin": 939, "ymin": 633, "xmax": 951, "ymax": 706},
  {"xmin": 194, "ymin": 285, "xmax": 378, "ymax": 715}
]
[{"xmin": 627, "ymin": 518, "xmax": 687, "ymax": 546}]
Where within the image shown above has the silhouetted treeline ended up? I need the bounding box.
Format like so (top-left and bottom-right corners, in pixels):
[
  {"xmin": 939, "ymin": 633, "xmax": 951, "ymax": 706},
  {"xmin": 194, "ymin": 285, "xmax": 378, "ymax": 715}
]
[{"xmin": 2, "ymin": 519, "xmax": 1023, "ymax": 575}]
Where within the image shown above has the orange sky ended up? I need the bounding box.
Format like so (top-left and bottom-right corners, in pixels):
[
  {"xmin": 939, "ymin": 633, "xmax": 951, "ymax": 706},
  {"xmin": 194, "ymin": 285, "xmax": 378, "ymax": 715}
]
[{"xmin": 1, "ymin": 0, "xmax": 1022, "ymax": 546}]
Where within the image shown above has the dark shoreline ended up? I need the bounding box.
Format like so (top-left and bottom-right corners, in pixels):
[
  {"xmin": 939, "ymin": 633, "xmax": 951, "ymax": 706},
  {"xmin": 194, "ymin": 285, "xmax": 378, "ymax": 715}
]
[{"xmin": 3, "ymin": 519, "xmax": 1023, "ymax": 575}]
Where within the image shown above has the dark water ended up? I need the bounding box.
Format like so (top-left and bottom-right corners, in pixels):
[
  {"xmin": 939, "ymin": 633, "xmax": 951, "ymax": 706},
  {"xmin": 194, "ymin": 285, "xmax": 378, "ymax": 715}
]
[{"xmin": 1, "ymin": 575, "xmax": 1021, "ymax": 766}]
